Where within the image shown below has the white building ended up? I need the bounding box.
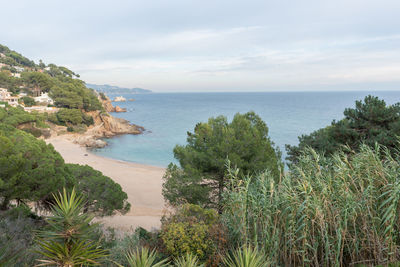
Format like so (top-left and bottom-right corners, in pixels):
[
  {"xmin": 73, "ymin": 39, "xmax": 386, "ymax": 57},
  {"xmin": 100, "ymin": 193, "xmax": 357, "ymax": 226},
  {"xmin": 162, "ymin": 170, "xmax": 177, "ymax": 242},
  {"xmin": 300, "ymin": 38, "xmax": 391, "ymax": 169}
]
[
  {"xmin": 0, "ymin": 88, "xmax": 19, "ymax": 107},
  {"xmin": 34, "ymin": 92, "xmax": 54, "ymax": 105},
  {"xmin": 14, "ymin": 66, "xmax": 24, "ymax": 73}
]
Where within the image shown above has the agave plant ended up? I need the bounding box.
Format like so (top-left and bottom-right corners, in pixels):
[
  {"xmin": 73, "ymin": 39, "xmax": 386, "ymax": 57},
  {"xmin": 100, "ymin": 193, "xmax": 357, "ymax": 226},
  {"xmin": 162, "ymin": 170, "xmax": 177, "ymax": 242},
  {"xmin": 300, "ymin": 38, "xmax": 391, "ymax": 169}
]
[
  {"xmin": 174, "ymin": 252, "xmax": 204, "ymax": 267},
  {"xmin": 35, "ymin": 188, "xmax": 108, "ymax": 266},
  {"xmin": 223, "ymin": 246, "xmax": 269, "ymax": 267},
  {"xmin": 125, "ymin": 247, "xmax": 169, "ymax": 267}
]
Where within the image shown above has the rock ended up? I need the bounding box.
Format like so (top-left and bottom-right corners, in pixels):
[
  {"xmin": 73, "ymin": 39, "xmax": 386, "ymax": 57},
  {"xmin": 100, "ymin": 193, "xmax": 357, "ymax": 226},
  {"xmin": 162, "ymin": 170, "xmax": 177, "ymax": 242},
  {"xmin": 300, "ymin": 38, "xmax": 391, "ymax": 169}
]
[
  {"xmin": 113, "ymin": 96, "xmax": 126, "ymax": 102},
  {"xmin": 75, "ymin": 135, "xmax": 107, "ymax": 148},
  {"xmin": 85, "ymin": 111, "xmax": 144, "ymax": 138},
  {"xmin": 115, "ymin": 106, "xmax": 127, "ymax": 112},
  {"xmin": 128, "ymin": 98, "xmax": 135, "ymax": 101}
]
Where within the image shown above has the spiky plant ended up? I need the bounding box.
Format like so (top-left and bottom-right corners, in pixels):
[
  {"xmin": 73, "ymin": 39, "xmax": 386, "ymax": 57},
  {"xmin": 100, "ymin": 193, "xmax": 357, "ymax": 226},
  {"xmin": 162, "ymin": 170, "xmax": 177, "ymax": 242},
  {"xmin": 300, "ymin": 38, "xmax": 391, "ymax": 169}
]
[
  {"xmin": 125, "ymin": 247, "xmax": 169, "ymax": 267},
  {"xmin": 35, "ymin": 188, "xmax": 108, "ymax": 266},
  {"xmin": 174, "ymin": 252, "xmax": 204, "ymax": 267},
  {"xmin": 223, "ymin": 246, "xmax": 269, "ymax": 267}
]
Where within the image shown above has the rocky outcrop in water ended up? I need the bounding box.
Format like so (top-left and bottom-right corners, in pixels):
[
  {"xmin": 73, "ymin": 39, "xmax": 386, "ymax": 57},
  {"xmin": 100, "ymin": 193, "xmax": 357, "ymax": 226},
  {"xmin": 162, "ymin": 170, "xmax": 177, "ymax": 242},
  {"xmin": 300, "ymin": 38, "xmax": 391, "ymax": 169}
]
[{"xmin": 115, "ymin": 106, "xmax": 127, "ymax": 112}]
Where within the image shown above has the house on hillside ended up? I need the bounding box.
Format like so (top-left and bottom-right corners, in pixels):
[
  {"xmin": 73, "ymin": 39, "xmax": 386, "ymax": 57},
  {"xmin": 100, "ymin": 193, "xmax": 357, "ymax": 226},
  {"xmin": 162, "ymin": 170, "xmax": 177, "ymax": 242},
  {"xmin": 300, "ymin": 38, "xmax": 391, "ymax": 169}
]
[
  {"xmin": 11, "ymin": 73, "xmax": 21, "ymax": 78},
  {"xmin": 34, "ymin": 92, "xmax": 54, "ymax": 105},
  {"xmin": 0, "ymin": 88, "xmax": 20, "ymax": 107},
  {"xmin": 0, "ymin": 53, "xmax": 5, "ymax": 58},
  {"xmin": 14, "ymin": 66, "xmax": 24, "ymax": 72},
  {"xmin": 0, "ymin": 88, "xmax": 9, "ymax": 100}
]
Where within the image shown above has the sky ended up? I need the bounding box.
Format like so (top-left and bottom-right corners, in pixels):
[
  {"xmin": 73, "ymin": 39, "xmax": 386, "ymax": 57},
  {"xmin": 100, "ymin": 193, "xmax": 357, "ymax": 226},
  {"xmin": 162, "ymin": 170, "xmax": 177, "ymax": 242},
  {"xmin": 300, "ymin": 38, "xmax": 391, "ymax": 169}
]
[{"xmin": 2, "ymin": 0, "xmax": 400, "ymax": 92}]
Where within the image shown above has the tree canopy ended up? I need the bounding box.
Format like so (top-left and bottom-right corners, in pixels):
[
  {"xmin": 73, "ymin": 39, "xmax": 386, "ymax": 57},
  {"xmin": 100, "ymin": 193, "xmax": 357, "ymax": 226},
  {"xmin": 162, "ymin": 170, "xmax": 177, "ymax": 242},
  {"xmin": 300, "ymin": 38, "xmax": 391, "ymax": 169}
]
[
  {"xmin": 162, "ymin": 111, "xmax": 281, "ymax": 209},
  {"xmin": 0, "ymin": 107, "xmax": 129, "ymax": 215},
  {"xmin": 286, "ymin": 95, "xmax": 400, "ymax": 164},
  {"xmin": 66, "ymin": 164, "xmax": 130, "ymax": 216},
  {"xmin": 0, "ymin": 124, "xmax": 72, "ymax": 209}
]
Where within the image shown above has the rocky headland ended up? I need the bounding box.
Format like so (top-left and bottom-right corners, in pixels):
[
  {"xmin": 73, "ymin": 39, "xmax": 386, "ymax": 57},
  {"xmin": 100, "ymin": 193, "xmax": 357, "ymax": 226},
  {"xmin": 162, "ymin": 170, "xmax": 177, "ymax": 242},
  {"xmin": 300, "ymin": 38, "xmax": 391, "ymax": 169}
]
[{"xmin": 49, "ymin": 95, "xmax": 144, "ymax": 148}]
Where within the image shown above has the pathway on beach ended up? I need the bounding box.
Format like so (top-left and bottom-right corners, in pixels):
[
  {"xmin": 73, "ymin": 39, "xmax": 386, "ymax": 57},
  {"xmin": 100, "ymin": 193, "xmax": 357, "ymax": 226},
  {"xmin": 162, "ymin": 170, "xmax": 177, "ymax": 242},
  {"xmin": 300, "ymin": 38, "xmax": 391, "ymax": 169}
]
[{"xmin": 47, "ymin": 137, "xmax": 167, "ymax": 231}]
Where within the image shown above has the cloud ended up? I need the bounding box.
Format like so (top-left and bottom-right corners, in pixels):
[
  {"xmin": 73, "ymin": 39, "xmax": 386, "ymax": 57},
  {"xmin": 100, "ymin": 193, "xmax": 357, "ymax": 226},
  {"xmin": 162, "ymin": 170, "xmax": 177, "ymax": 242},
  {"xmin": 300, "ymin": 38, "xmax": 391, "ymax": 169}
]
[{"xmin": 1, "ymin": 0, "xmax": 400, "ymax": 91}]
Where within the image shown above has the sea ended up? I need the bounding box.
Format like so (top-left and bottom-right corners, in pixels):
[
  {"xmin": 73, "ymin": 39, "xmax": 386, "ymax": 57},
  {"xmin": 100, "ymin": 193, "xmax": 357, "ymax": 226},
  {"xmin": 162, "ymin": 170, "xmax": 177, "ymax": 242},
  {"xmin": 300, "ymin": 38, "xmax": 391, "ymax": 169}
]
[{"xmin": 91, "ymin": 91, "xmax": 400, "ymax": 167}]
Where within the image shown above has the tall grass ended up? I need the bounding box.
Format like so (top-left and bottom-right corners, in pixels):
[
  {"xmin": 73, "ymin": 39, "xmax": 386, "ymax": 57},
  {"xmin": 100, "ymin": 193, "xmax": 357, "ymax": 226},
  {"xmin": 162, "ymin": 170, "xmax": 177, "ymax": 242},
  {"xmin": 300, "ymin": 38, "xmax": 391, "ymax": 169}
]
[{"xmin": 223, "ymin": 144, "xmax": 400, "ymax": 266}]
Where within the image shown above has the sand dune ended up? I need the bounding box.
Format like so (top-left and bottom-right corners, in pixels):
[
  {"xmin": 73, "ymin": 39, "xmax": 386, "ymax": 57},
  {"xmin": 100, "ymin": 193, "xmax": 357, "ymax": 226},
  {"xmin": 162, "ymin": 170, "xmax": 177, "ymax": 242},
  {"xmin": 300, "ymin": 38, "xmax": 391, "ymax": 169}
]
[{"xmin": 46, "ymin": 137, "xmax": 167, "ymax": 231}]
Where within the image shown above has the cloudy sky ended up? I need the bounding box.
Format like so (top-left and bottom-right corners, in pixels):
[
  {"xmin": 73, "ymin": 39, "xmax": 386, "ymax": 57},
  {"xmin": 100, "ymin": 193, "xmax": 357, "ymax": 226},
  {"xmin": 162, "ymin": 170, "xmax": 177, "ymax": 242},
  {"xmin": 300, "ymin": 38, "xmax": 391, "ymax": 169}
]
[{"xmin": 2, "ymin": 0, "xmax": 400, "ymax": 92}]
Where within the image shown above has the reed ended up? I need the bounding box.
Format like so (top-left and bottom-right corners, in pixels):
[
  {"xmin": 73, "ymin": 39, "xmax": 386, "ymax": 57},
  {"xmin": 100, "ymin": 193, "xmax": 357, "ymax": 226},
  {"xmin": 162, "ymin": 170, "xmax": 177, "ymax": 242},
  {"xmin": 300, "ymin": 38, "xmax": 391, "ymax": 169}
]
[{"xmin": 223, "ymin": 144, "xmax": 400, "ymax": 266}]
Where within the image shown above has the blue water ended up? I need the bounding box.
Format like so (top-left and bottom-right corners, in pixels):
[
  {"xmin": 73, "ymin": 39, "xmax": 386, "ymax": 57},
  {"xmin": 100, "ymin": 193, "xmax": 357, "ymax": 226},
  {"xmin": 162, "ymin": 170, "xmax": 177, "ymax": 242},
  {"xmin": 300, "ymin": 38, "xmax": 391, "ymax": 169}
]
[{"xmin": 91, "ymin": 91, "xmax": 400, "ymax": 167}]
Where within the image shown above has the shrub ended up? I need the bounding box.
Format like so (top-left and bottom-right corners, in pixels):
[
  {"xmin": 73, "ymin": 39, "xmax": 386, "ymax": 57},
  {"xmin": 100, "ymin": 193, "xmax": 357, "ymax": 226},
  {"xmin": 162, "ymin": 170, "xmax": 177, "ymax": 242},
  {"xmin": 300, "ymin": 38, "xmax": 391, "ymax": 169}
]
[
  {"xmin": 161, "ymin": 204, "xmax": 227, "ymax": 264},
  {"xmin": 100, "ymin": 92, "xmax": 107, "ymax": 100},
  {"xmin": 53, "ymin": 108, "xmax": 94, "ymax": 127},
  {"xmin": 21, "ymin": 96, "xmax": 36, "ymax": 107},
  {"xmin": 0, "ymin": 209, "xmax": 44, "ymax": 266}
]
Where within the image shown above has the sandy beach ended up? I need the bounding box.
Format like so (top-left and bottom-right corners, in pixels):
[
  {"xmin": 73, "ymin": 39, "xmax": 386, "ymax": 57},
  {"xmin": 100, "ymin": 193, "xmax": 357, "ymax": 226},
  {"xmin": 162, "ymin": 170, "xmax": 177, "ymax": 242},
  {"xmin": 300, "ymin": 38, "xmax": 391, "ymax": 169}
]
[{"xmin": 46, "ymin": 136, "xmax": 167, "ymax": 231}]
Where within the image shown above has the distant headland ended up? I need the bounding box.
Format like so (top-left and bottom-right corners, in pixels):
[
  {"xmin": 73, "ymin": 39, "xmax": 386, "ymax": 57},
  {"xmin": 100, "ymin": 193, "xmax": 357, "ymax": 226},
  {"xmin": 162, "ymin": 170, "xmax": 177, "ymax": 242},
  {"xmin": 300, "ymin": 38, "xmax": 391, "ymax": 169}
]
[{"xmin": 86, "ymin": 83, "xmax": 152, "ymax": 94}]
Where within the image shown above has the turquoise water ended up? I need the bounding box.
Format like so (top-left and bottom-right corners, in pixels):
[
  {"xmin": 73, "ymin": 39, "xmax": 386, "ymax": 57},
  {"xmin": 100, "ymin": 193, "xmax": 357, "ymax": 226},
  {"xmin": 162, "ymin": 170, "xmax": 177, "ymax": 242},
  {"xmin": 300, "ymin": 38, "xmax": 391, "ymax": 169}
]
[{"xmin": 91, "ymin": 91, "xmax": 400, "ymax": 167}]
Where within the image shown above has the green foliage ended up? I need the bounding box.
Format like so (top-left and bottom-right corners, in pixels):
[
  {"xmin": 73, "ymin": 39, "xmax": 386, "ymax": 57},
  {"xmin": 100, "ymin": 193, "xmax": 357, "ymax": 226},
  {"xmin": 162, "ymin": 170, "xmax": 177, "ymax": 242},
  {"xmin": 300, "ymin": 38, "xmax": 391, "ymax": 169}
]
[
  {"xmin": 0, "ymin": 124, "xmax": 72, "ymax": 209},
  {"xmin": 0, "ymin": 44, "xmax": 35, "ymax": 67},
  {"xmin": 21, "ymin": 71, "xmax": 54, "ymax": 92},
  {"xmin": 0, "ymin": 107, "xmax": 129, "ymax": 217},
  {"xmin": 163, "ymin": 112, "xmax": 281, "ymax": 209},
  {"xmin": 0, "ymin": 71, "xmax": 21, "ymax": 93},
  {"xmin": 49, "ymin": 78, "xmax": 102, "ymax": 111},
  {"xmin": 223, "ymin": 246, "xmax": 269, "ymax": 267},
  {"xmin": 0, "ymin": 208, "xmax": 44, "ymax": 266},
  {"xmin": 0, "ymin": 106, "xmax": 47, "ymax": 128},
  {"xmin": 52, "ymin": 108, "xmax": 94, "ymax": 126},
  {"xmin": 66, "ymin": 164, "xmax": 130, "ymax": 216},
  {"xmin": 174, "ymin": 253, "xmax": 204, "ymax": 267},
  {"xmin": 21, "ymin": 96, "xmax": 36, "ymax": 107},
  {"xmin": 161, "ymin": 204, "xmax": 226, "ymax": 263},
  {"xmin": 35, "ymin": 188, "xmax": 109, "ymax": 266},
  {"xmin": 223, "ymin": 144, "xmax": 400, "ymax": 266},
  {"xmin": 124, "ymin": 247, "xmax": 169, "ymax": 267},
  {"xmin": 286, "ymin": 95, "xmax": 400, "ymax": 164},
  {"xmin": 55, "ymin": 108, "xmax": 83, "ymax": 125},
  {"xmin": 100, "ymin": 92, "xmax": 107, "ymax": 100}
]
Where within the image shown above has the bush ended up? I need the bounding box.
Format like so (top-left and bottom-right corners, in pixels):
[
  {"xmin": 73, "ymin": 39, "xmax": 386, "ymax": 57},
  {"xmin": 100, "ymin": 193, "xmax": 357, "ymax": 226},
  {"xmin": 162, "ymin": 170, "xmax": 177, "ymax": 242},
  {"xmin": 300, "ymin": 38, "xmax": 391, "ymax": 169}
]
[
  {"xmin": 161, "ymin": 204, "xmax": 227, "ymax": 264},
  {"xmin": 54, "ymin": 108, "xmax": 94, "ymax": 127},
  {"xmin": 21, "ymin": 96, "xmax": 36, "ymax": 107},
  {"xmin": 56, "ymin": 108, "xmax": 83, "ymax": 125},
  {"xmin": 0, "ymin": 209, "xmax": 44, "ymax": 266},
  {"xmin": 100, "ymin": 92, "xmax": 107, "ymax": 100}
]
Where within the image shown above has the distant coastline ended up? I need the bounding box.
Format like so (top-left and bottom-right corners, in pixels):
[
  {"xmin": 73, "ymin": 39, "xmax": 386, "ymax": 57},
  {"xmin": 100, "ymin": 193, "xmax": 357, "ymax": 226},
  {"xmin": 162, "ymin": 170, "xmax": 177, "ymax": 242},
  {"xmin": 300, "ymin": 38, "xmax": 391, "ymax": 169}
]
[{"xmin": 86, "ymin": 83, "xmax": 152, "ymax": 94}]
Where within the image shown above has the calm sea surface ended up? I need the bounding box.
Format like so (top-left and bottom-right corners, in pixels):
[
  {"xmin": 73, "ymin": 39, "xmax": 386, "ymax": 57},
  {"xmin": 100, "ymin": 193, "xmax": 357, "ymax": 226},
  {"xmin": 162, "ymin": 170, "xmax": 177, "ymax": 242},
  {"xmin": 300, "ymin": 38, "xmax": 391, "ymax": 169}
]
[{"xmin": 91, "ymin": 91, "xmax": 400, "ymax": 167}]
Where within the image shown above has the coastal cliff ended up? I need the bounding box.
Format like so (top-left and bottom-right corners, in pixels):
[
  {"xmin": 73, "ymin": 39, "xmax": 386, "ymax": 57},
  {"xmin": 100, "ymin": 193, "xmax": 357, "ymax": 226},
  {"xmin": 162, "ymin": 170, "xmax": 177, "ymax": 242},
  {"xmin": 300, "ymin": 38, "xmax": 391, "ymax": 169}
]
[
  {"xmin": 51, "ymin": 95, "xmax": 144, "ymax": 148},
  {"xmin": 101, "ymin": 96, "xmax": 127, "ymax": 113}
]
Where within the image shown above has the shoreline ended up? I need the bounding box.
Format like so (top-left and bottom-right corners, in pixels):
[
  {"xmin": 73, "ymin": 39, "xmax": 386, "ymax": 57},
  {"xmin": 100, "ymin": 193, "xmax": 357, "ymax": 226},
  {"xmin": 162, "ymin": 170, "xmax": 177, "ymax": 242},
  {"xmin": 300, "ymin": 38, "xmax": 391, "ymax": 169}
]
[{"xmin": 46, "ymin": 135, "xmax": 167, "ymax": 232}]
